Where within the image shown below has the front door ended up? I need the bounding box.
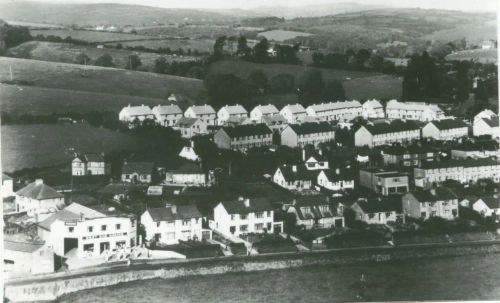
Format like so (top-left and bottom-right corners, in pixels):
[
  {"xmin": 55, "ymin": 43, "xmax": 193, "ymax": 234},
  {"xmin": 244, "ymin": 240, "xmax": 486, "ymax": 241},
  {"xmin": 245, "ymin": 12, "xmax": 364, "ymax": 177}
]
[{"xmin": 100, "ymin": 242, "xmax": 110, "ymax": 254}]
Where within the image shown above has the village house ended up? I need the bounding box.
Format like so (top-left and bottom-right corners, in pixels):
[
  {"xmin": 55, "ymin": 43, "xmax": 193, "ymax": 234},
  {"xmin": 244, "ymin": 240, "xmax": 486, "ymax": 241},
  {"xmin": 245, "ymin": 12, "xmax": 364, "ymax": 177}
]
[
  {"xmin": 213, "ymin": 124, "xmax": 273, "ymax": 151},
  {"xmin": 422, "ymin": 119, "xmax": 469, "ymax": 141},
  {"xmin": 250, "ymin": 104, "xmax": 280, "ymax": 121},
  {"xmin": 354, "ymin": 120, "xmax": 421, "ymax": 148},
  {"xmin": 212, "ymin": 197, "xmax": 282, "ymax": 237},
  {"xmin": 37, "ymin": 202, "xmax": 137, "ymax": 259},
  {"xmin": 280, "ymin": 103, "xmax": 307, "ymax": 124},
  {"xmin": 184, "ymin": 105, "xmax": 217, "ymax": 126},
  {"xmin": 273, "ymin": 165, "xmax": 314, "ymax": 191},
  {"xmin": 451, "ymin": 140, "xmax": 500, "ymax": 160},
  {"xmin": 152, "ymin": 104, "xmax": 183, "ymax": 127},
  {"xmin": 414, "ymin": 158, "xmax": 500, "ymax": 188},
  {"xmin": 15, "ymin": 179, "xmax": 65, "ymax": 220},
  {"xmin": 317, "ymin": 168, "xmax": 355, "ymax": 191},
  {"xmin": 179, "ymin": 142, "xmax": 200, "ymax": 161},
  {"xmin": 380, "ymin": 145, "xmax": 439, "ymax": 167},
  {"xmin": 72, "ymin": 153, "xmax": 110, "ymax": 176},
  {"xmin": 385, "ymin": 100, "xmax": 445, "ymax": 121},
  {"xmin": 473, "ymin": 110, "xmax": 499, "ymax": 139},
  {"xmin": 3, "ymin": 235, "xmax": 54, "ymax": 278},
  {"xmin": 471, "ymin": 196, "xmax": 500, "ymax": 217},
  {"xmin": 280, "ymin": 122, "xmax": 335, "ymax": 148},
  {"xmin": 2, "ymin": 173, "xmax": 14, "ymax": 197},
  {"xmin": 118, "ymin": 105, "xmax": 154, "ymax": 124},
  {"xmin": 287, "ymin": 196, "xmax": 345, "ymax": 229},
  {"xmin": 173, "ymin": 117, "xmax": 208, "ymax": 138},
  {"xmin": 402, "ymin": 187, "xmax": 459, "ymax": 220},
  {"xmin": 217, "ymin": 104, "xmax": 249, "ymax": 125},
  {"xmin": 306, "ymin": 100, "xmax": 362, "ymax": 122},
  {"xmin": 165, "ymin": 163, "xmax": 211, "ymax": 187},
  {"xmin": 141, "ymin": 204, "xmax": 203, "ymax": 245},
  {"xmin": 261, "ymin": 114, "xmax": 288, "ymax": 132},
  {"xmin": 362, "ymin": 99, "xmax": 385, "ymax": 119},
  {"xmin": 351, "ymin": 198, "xmax": 402, "ymax": 225},
  {"xmin": 359, "ymin": 168, "xmax": 410, "ymax": 195},
  {"xmin": 302, "ymin": 149, "xmax": 329, "ymax": 171},
  {"xmin": 121, "ymin": 162, "xmax": 154, "ymax": 184}
]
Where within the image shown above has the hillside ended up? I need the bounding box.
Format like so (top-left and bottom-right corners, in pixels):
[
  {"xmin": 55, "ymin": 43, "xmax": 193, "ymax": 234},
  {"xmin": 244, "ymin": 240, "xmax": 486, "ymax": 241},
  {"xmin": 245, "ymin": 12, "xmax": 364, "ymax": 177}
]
[
  {"xmin": 0, "ymin": 57, "xmax": 205, "ymax": 101},
  {"xmin": 252, "ymin": 2, "xmax": 387, "ymax": 19},
  {"xmin": 209, "ymin": 60, "xmax": 402, "ymax": 100},
  {"xmin": 0, "ymin": 2, "xmax": 243, "ymax": 27}
]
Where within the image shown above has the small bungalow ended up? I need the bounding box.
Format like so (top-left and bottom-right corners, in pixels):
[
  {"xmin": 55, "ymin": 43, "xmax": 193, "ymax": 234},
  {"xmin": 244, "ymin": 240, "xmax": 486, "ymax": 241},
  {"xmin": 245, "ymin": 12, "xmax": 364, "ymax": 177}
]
[{"xmin": 121, "ymin": 162, "xmax": 155, "ymax": 184}]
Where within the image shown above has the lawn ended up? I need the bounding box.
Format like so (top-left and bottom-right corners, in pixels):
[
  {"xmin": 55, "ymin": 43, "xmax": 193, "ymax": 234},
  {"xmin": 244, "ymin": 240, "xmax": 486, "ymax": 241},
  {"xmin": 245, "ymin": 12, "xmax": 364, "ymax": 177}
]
[
  {"xmin": 30, "ymin": 29, "xmax": 156, "ymax": 43},
  {"xmin": 0, "ymin": 84, "xmax": 173, "ymax": 115},
  {"xmin": 1, "ymin": 124, "xmax": 140, "ymax": 173},
  {"xmin": 0, "ymin": 57, "xmax": 206, "ymax": 101},
  {"xmin": 209, "ymin": 60, "xmax": 402, "ymax": 100},
  {"xmin": 7, "ymin": 41, "xmax": 200, "ymax": 71}
]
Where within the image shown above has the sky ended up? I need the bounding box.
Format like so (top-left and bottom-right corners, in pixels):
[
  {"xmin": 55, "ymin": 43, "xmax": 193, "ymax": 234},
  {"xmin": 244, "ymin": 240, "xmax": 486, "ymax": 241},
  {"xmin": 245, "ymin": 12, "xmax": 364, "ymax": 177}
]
[{"xmin": 1, "ymin": 0, "xmax": 497, "ymax": 12}]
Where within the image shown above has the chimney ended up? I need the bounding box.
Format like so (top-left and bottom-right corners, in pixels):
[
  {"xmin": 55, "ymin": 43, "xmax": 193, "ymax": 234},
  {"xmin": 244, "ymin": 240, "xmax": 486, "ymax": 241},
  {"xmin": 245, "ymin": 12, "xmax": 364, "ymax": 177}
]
[
  {"xmin": 190, "ymin": 140, "xmax": 195, "ymax": 148},
  {"xmin": 318, "ymin": 149, "xmax": 323, "ymax": 156},
  {"xmin": 430, "ymin": 188, "xmax": 436, "ymax": 196},
  {"xmin": 302, "ymin": 148, "xmax": 306, "ymax": 161},
  {"xmin": 292, "ymin": 165, "xmax": 297, "ymax": 172},
  {"xmin": 35, "ymin": 179, "xmax": 43, "ymax": 186},
  {"xmin": 244, "ymin": 199, "xmax": 250, "ymax": 208}
]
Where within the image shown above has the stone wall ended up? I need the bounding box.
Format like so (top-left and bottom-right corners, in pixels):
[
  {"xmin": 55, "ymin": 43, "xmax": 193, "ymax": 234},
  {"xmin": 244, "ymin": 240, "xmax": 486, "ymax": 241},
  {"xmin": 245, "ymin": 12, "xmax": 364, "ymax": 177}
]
[{"xmin": 6, "ymin": 242, "xmax": 500, "ymax": 302}]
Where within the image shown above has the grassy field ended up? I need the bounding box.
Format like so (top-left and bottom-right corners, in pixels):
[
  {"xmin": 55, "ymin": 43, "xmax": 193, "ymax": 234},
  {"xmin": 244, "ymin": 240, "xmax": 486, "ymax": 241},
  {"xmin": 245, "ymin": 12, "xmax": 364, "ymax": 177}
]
[
  {"xmin": 30, "ymin": 29, "xmax": 156, "ymax": 43},
  {"xmin": 0, "ymin": 84, "xmax": 175, "ymax": 115},
  {"xmin": 445, "ymin": 49, "xmax": 497, "ymax": 64},
  {"xmin": 6, "ymin": 41, "xmax": 199, "ymax": 71},
  {"xmin": 423, "ymin": 22, "xmax": 497, "ymax": 44},
  {"xmin": 0, "ymin": 57, "xmax": 206, "ymax": 101},
  {"xmin": 209, "ymin": 60, "xmax": 402, "ymax": 100},
  {"xmin": 104, "ymin": 39, "xmax": 215, "ymax": 54},
  {"xmin": 1, "ymin": 124, "xmax": 139, "ymax": 173},
  {"xmin": 257, "ymin": 30, "xmax": 314, "ymax": 42}
]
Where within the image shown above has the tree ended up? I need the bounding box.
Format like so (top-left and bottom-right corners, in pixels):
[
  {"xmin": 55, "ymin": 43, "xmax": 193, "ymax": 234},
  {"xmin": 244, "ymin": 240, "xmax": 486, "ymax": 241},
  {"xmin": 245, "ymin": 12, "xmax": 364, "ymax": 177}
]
[
  {"xmin": 248, "ymin": 70, "xmax": 268, "ymax": 94},
  {"xmin": 253, "ymin": 38, "xmax": 270, "ymax": 63},
  {"xmin": 275, "ymin": 44, "xmax": 299, "ymax": 64},
  {"xmin": 126, "ymin": 54, "xmax": 142, "ymax": 70},
  {"xmin": 367, "ymin": 54, "xmax": 384, "ymax": 71},
  {"xmin": 94, "ymin": 54, "xmax": 115, "ymax": 67},
  {"xmin": 312, "ymin": 52, "xmax": 325, "ymax": 67},
  {"xmin": 211, "ymin": 36, "xmax": 226, "ymax": 61},
  {"xmin": 269, "ymin": 73, "xmax": 295, "ymax": 94},
  {"xmin": 205, "ymin": 73, "xmax": 250, "ymax": 107},
  {"xmin": 153, "ymin": 57, "xmax": 167, "ymax": 74},
  {"xmin": 299, "ymin": 69, "xmax": 324, "ymax": 103},
  {"xmin": 322, "ymin": 80, "xmax": 346, "ymax": 100},
  {"xmin": 74, "ymin": 52, "xmax": 90, "ymax": 65},
  {"xmin": 236, "ymin": 36, "xmax": 251, "ymax": 60},
  {"xmin": 3, "ymin": 25, "xmax": 32, "ymax": 48}
]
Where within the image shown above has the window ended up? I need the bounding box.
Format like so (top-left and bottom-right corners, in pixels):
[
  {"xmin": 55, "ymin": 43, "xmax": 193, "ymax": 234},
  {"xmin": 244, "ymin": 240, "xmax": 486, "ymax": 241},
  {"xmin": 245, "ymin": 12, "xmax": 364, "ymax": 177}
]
[
  {"xmin": 68, "ymin": 227, "xmax": 74, "ymax": 233},
  {"xmin": 83, "ymin": 244, "xmax": 94, "ymax": 252},
  {"xmin": 255, "ymin": 212, "xmax": 264, "ymax": 218},
  {"xmin": 116, "ymin": 224, "xmax": 121, "ymax": 230},
  {"xmin": 421, "ymin": 212, "xmax": 427, "ymax": 218},
  {"xmin": 101, "ymin": 225, "xmax": 107, "ymax": 231},
  {"xmin": 240, "ymin": 225, "xmax": 248, "ymax": 232},
  {"xmin": 267, "ymin": 211, "xmax": 272, "ymax": 217},
  {"xmin": 240, "ymin": 214, "xmax": 247, "ymax": 220},
  {"xmin": 386, "ymin": 212, "xmax": 392, "ymax": 217},
  {"xmin": 255, "ymin": 223, "xmax": 264, "ymax": 231},
  {"xmin": 182, "ymin": 219, "xmax": 191, "ymax": 226},
  {"xmin": 267, "ymin": 223, "xmax": 272, "ymax": 230},
  {"xmin": 157, "ymin": 222, "xmax": 161, "ymax": 227},
  {"xmin": 88, "ymin": 226, "xmax": 93, "ymax": 232},
  {"xmin": 393, "ymin": 178, "xmax": 400, "ymax": 182},
  {"xmin": 116, "ymin": 241, "xmax": 126, "ymax": 248},
  {"xmin": 368, "ymin": 214, "xmax": 375, "ymax": 219},
  {"xmin": 231, "ymin": 214, "xmax": 235, "ymax": 221}
]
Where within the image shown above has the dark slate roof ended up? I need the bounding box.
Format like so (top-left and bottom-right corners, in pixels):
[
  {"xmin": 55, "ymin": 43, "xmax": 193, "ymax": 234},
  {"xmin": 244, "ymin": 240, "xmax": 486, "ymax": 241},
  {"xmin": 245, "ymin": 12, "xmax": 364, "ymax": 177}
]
[
  {"xmin": 220, "ymin": 198, "xmax": 273, "ymax": 215},
  {"xmin": 452, "ymin": 140, "xmax": 498, "ymax": 152},
  {"xmin": 70, "ymin": 194, "xmax": 97, "ymax": 206},
  {"xmin": 16, "ymin": 181, "xmax": 64, "ymax": 200},
  {"xmin": 482, "ymin": 116, "xmax": 499, "ymax": 128},
  {"xmin": 171, "ymin": 163, "xmax": 203, "ymax": 174},
  {"xmin": 321, "ymin": 169, "xmax": 355, "ymax": 182},
  {"xmin": 38, "ymin": 209, "xmax": 81, "ymax": 231},
  {"xmin": 122, "ymin": 162, "xmax": 154, "ymax": 175},
  {"xmin": 2, "ymin": 173, "xmax": 12, "ymax": 181},
  {"xmin": 293, "ymin": 197, "xmax": 338, "ymax": 220},
  {"xmin": 175, "ymin": 117, "xmax": 199, "ymax": 128},
  {"xmin": 363, "ymin": 120, "xmax": 420, "ymax": 135},
  {"xmin": 221, "ymin": 124, "xmax": 272, "ymax": 138},
  {"xmin": 97, "ymin": 183, "xmax": 142, "ymax": 195},
  {"xmin": 381, "ymin": 145, "xmax": 436, "ymax": 155},
  {"xmin": 480, "ymin": 197, "xmax": 500, "ymax": 209},
  {"xmin": 355, "ymin": 199, "xmax": 399, "ymax": 213},
  {"xmin": 147, "ymin": 205, "xmax": 202, "ymax": 222},
  {"xmin": 409, "ymin": 187, "xmax": 458, "ymax": 202},
  {"xmin": 4, "ymin": 240, "xmax": 45, "ymax": 253},
  {"xmin": 419, "ymin": 158, "xmax": 499, "ymax": 169},
  {"xmin": 288, "ymin": 122, "xmax": 335, "ymax": 135},
  {"xmin": 429, "ymin": 119, "xmax": 468, "ymax": 130},
  {"xmin": 278, "ymin": 165, "xmax": 316, "ymax": 182}
]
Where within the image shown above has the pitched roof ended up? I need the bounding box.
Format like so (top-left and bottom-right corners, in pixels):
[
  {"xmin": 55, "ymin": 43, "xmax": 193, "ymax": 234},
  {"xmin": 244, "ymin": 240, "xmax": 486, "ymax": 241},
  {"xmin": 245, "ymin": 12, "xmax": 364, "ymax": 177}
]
[
  {"xmin": 362, "ymin": 120, "xmax": 420, "ymax": 135},
  {"xmin": 38, "ymin": 209, "xmax": 81, "ymax": 231},
  {"xmin": 175, "ymin": 117, "xmax": 200, "ymax": 128},
  {"xmin": 4, "ymin": 240, "xmax": 45, "ymax": 253},
  {"xmin": 292, "ymin": 196, "xmax": 339, "ymax": 220},
  {"xmin": 146, "ymin": 205, "xmax": 202, "ymax": 222},
  {"xmin": 253, "ymin": 104, "xmax": 279, "ymax": 115},
  {"xmin": 419, "ymin": 158, "xmax": 499, "ymax": 170},
  {"xmin": 307, "ymin": 100, "xmax": 362, "ymax": 113},
  {"xmin": 171, "ymin": 163, "xmax": 203, "ymax": 174},
  {"xmin": 221, "ymin": 123, "xmax": 272, "ymax": 138},
  {"xmin": 363, "ymin": 99, "xmax": 383, "ymax": 108},
  {"xmin": 187, "ymin": 105, "xmax": 216, "ymax": 115},
  {"xmin": 386, "ymin": 100, "xmax": 442, "ymax": 113},
  {"xmin": 408, "ymin": 187, "xmax": 458, "ymax": 202},
  {"xmin": 220, "ymin": 104, "xmax": 248, "ymax": 115},
  {"xmin": 220, "ymin": 198, "xmax": 273, "ymax": 215},
  {"xmin": 478, "ymin": 196, "xmax": 500, "ymax": 209},
  {"xmin": 281, "ymin": 103, "xmax": 306, "ymax": 114},
  {"xmin": 428, "ymin": 119, "xmax": 468, "ymax": 130},
  {"xmin": 321, "ymin": 169, "xmax": 355, "ymax": 182},
  {"xmin": 75, "ymin": 153, "xmax": 105, "ymax": 163},
  {"xmin": 482, "ymin": 116, "xmax": 499, "ymax": 128},
  {"xmin": 278, "ymin": 165, "xmax": 316, "ymax": 182},
  {"xmin": 152, "ymin": 104, "xmax": 183, "ymax": 115},
  {"xmin": 355, "ymin": 199, "xmax": 399, "ymax": 213},
  {"xmin": 122, "ymin": 162, "xmax": 154, "ymax": 175},
  {"xmin": 16, "ymin": 180, "xmax": 64, "ymax": 200},
  {"xmin": 287, "ymin": 122, "xmax": 335, "ymax": 135},
  {"xmin": 262, "ymin": 114, "xmax": 287, "ymax": 125},
  {"xmin": 120, "ymin": 104, "xmax": 153, "ymax": 116}
]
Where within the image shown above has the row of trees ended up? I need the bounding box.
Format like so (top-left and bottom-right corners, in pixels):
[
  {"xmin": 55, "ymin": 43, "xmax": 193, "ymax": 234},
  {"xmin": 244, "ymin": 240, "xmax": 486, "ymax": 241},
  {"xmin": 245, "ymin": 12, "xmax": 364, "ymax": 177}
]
[
  {"xmin": 311, "ymin": 49, "xmax": 397, "ymax": 74},
  {"xmin": 74, "ymin": 52, "xmax": 142, "ymax": 70}
]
